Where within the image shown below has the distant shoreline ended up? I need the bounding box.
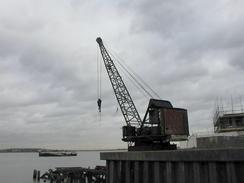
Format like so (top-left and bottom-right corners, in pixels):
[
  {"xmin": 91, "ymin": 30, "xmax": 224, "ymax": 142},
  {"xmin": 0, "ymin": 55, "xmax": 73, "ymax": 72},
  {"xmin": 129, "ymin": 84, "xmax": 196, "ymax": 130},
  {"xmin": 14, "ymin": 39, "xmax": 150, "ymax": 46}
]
[{"xmin": 0, "ymin": 148, "xmax": 126, "ymax": 153}]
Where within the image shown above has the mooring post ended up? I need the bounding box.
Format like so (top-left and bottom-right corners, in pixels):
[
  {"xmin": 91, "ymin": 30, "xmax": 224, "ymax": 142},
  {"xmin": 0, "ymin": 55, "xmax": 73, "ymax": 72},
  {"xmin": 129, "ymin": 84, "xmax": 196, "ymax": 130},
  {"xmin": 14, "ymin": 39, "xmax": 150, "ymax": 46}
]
[
  {"xmin": 73, "ymin": 177, "xmax": 79, "ymax": 183},
  {"xmin": 56, "ymin": 174, "xmax": 61, "ymax": 183},
  {"xmin": 87, "ymin": 174, "xmax": 93, "ymax": 183},
  {"xmin": 67, "ymin": 176, "xmax": 72, "ymax": 183},
  {"xmin": 37, "ymin": 170, "xmax": 40, "ymax": 181},
  {"xmin": 63, "ymin": 177, "xmax": 68, "ymax": 183},
  {"xmin": 33, "ymin": 169, "xmax": 37, "ymax": 180},
  {"xmin": 80, "ymin": 174, "xmax": 86, "ymax": 183}
]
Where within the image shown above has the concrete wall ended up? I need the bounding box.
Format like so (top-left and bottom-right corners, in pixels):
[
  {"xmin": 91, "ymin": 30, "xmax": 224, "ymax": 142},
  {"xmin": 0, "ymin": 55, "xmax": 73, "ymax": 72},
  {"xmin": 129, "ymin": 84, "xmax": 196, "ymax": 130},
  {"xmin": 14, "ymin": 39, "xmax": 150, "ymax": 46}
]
[
  {"xmin": 180, "ymin": 132, "xmax": 244, "ymax": 149},
  {"xmin": 101, "ymin": 148, "xmax": 244, "ymax": 183},
  {"xmin": 197, "ymin": 136, "xmax": 244, "ymax": 148}
]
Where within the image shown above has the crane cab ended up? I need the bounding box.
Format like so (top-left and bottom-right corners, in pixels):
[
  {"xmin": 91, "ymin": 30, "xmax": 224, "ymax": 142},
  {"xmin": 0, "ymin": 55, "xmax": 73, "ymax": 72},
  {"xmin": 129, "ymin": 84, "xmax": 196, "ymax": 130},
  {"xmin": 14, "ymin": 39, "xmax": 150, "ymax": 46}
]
[
  {"xmin": 122, "ymin": 99, "xmax": 189, "ymax": 151},
  {"xmin": 145, "ymin": 99, "xmax": 189, "ymax": 140}
]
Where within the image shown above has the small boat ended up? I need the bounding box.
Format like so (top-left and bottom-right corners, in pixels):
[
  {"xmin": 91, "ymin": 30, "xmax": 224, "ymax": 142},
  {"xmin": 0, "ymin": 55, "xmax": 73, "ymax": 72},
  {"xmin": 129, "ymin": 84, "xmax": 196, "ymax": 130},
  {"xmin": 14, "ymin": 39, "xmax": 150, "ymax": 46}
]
[{"xmin": 39, "ymin": 151, "xmax": 77, "ymax": 157}]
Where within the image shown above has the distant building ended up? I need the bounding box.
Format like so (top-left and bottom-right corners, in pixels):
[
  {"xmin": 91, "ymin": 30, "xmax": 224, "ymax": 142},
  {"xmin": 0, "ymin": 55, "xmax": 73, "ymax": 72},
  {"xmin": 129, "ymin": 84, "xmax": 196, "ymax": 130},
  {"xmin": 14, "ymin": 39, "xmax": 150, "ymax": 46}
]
[
  {"xmin": 213, "ymin": 98, "xmax": 244, "ymax": 133},
  {"xmin": 214, "ymin": 112, "xmax": 244, "ymax": 133},
  {"xmin": 179, "ymin": 97, "xmax": 244, "ymax": 149}
]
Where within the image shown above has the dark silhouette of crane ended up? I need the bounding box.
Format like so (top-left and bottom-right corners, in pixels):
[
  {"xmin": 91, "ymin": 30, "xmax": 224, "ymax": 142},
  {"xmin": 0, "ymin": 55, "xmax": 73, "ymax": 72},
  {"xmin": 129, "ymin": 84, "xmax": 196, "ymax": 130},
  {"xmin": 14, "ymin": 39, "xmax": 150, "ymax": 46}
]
[{"xmin": 96, "ymin": 37, "xmax": 189, "ymax": 151}]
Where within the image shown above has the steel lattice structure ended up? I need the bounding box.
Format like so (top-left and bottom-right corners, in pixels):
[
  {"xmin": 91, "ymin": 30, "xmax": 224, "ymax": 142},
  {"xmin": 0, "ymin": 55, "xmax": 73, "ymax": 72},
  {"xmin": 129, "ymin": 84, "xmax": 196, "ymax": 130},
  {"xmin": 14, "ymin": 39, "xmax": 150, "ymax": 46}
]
[{"xmin": 96, "ymin": 37, "xmax": 142, "ymax": 127}]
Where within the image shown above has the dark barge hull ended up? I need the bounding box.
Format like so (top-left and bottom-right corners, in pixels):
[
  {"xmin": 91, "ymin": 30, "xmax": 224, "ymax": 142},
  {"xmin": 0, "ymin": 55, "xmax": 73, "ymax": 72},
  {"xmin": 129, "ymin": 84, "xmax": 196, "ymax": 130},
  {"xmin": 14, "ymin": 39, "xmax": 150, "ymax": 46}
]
[{"xmin": 39, "ymin": 152, "xmax": 77, "ymax": 157}]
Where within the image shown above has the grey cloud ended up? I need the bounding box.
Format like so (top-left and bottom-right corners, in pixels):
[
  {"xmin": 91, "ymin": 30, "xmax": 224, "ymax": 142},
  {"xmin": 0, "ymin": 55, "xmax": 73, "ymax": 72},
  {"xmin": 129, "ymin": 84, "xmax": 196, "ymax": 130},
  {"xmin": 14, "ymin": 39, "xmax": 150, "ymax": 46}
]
[
  {"xmin": 230, "ymin": 46, "xmax": 244, "ymax": 69},
  {"xmin": 120, "ymin": 0, "xmax": 244, "ymax": 132},
  {"xmin": 129, "ymin": 0, "xmax": 244, "ymax": 60},
  {"xmin": 0, "ymin": 0, "xmax": 244, "ymax": 149}
]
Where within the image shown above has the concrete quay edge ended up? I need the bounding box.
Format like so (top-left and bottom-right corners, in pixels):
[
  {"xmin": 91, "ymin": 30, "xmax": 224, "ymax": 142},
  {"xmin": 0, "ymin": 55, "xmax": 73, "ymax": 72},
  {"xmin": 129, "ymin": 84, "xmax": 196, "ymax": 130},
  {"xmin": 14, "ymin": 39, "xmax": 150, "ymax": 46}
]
[{"xmin": 100, "ymin": 148, "xmax": 244, "ymax": 162}]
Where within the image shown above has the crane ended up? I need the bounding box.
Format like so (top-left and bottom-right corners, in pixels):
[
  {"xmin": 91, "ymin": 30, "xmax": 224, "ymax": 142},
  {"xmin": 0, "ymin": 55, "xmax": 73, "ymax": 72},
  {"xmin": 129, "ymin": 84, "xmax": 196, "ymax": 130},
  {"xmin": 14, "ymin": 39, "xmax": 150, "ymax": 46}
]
[{"xmin": 96, "ymin": 37, "xmax": 189, "ymax": 151}]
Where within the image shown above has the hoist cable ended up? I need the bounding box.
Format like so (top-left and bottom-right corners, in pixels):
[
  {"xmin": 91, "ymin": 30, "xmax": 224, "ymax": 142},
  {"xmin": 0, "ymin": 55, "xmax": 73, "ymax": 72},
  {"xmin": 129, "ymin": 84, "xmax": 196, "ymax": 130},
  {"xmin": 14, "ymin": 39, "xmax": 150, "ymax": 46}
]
[
  {"xmin": 97, "ymin": 45, "xmax": 102, "ymax": 99},
  {"xmin": 97, "ymin": 45, "xmax": 100, "ymax": 99},
  {"xmin": 115, "ymin": 58, "xmax": 154, "ymax": 98},
  {"xmin": 99, "ymin": 48, "xmax": 102, "ymax": 99},
  {"xmin": 97, "ymin": 45, "xmax": 102, "ymax": 117},
  {"xmin": 107, "ymin": 49, "xmax": 154, "ymax": 98},
  {"xmin": 106, "ymin": 45, "xmax": 161, "ymax": 99},
  {"xmin": 129, "ymin": 69, "xmax": 161, "ymax": 99},
  {"xmin": 115, "ymin": 54, "xmax": 161, "ymax": 99},
  {"xmin": 116, "ymin": 62, "xmax": 148, "ymax": 100}
]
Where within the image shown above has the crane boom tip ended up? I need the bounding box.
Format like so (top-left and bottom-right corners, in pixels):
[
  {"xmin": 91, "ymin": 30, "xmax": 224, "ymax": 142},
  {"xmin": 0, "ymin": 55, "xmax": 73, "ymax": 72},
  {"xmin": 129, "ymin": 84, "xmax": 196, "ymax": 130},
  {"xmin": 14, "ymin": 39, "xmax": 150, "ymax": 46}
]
[{"xmin": 96, "ymin": 37, "xmax": 103, "ymax": 44}]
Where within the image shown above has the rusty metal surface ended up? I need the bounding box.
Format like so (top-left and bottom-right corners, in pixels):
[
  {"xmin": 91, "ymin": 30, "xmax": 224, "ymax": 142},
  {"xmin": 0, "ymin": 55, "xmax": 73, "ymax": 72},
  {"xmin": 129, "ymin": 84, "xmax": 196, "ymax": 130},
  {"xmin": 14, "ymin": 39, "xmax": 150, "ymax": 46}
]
[{"xmin": 161, "ymin": 108, "xmax": 189, "ymax": 136}]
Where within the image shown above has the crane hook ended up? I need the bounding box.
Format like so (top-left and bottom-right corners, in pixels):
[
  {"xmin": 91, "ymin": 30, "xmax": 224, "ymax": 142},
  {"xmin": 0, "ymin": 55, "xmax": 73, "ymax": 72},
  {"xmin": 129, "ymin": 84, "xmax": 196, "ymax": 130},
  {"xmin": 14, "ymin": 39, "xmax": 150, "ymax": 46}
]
[{"xmin": 97, "ymin": 98, "xmax": 102, "ymax": 112}]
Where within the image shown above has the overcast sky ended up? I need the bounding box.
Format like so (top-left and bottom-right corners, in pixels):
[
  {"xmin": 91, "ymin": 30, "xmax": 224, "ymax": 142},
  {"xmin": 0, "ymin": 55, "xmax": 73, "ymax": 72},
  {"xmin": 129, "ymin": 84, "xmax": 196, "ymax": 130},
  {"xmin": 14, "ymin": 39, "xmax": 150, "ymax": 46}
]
[{"xmin": 0, "ymin": 0, "xmax": 243, "ymax": 149}]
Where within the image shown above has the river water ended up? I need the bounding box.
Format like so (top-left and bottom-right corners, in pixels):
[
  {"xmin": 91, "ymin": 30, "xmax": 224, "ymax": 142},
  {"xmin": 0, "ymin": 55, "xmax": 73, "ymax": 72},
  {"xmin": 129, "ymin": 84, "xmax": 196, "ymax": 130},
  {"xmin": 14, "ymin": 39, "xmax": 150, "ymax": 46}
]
[{"xmin": 0, "ymin": 151, "xmax": 105, "ymax": 183}]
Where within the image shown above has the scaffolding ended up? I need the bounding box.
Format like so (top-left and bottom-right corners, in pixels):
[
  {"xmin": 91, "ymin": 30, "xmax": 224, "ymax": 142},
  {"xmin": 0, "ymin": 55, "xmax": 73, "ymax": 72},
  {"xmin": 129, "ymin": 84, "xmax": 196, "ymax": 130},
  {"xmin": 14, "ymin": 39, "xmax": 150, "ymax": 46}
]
[{"xmin": 213, "ymin": 97, "xmax": 244, "ymax": 133}]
